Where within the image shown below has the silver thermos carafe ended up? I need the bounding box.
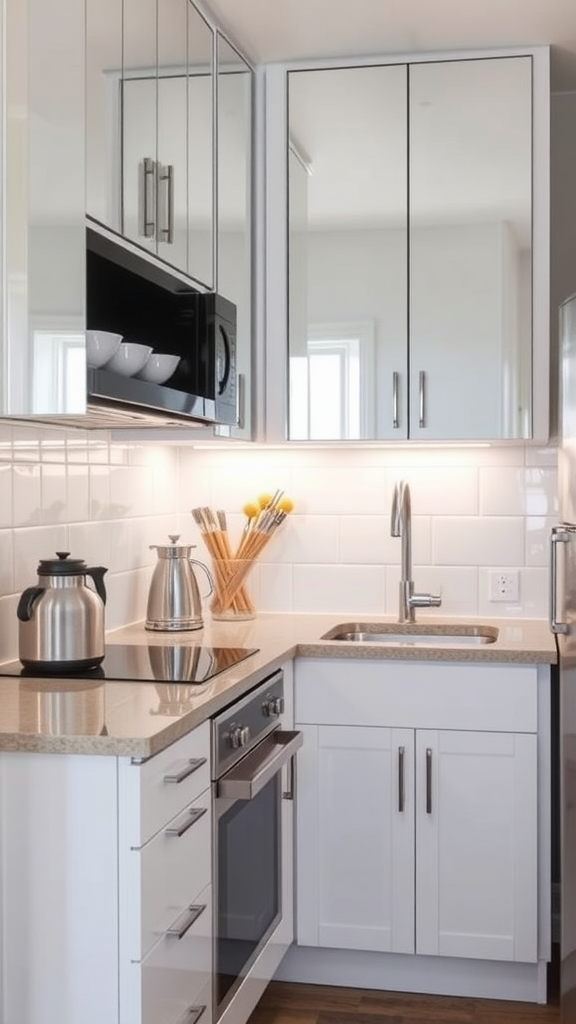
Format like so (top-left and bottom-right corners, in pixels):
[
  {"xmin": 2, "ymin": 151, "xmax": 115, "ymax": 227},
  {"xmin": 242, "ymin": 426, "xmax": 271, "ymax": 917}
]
[
  {"xmin": 146, "ymin": 534, "xmax": 213, "ymax": 631},
  {"xmin": 17, "ymin": 552, "xmax": 108, "ymax": 672}
]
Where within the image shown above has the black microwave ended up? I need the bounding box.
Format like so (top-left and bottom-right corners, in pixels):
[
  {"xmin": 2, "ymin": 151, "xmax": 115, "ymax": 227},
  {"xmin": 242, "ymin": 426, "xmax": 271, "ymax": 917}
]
[{"xmin": 86, "ymin": 224, "xmax": 238, "ymax": 427}]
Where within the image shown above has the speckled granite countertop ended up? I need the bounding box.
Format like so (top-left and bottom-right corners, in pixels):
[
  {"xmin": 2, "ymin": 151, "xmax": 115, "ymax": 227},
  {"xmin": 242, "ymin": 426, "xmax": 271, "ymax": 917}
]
[{"xmin": 0, "ymin": 614, "xmax": 557, "ymax": 758}]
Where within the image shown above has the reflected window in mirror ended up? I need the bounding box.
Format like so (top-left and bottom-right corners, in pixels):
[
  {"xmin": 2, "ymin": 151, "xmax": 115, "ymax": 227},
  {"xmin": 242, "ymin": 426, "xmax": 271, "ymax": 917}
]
[{"xmin": 290, "ymin": 321, "xmax": 375, "ymax": 440}]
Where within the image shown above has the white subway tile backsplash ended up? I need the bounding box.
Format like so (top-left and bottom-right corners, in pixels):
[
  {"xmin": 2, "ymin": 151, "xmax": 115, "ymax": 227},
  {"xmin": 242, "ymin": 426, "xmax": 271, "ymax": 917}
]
[
  {"xmin": 526, "ymin": 516, "xmax": 556, "ymax": 567},
  {"xmin": 385, "ymin": 466, "xmax": 479, "ymax": 515},
  {"xmin": 293, "ymin": 564, "xmax": 387, "ymax": 614},
  {"xmin": 0, "ymin": 594, "xmax": 18, "ymax": 662},
  {"xmin": 261, "ymin": 515, "xmax": 338, "ymax": 565},
  {"xmin": 0, "ymin": 466, "xmax": 13, "ymax": 528},
  {"xmin": 340, "ymin": 514, "xmax": 431, "ymax": 565},
  {"xmin": 433, "ymin": 516, "xmax": 525, "ymax": 566},
  {"xmin": 480, "ymin": 466, "xmax": 558, "ymax": 516},
  {"xmin": 13, "ymin": 465, "xmax": 42, "ymax": 527},
  {"xmin": 0, "ymin": 531, "xmax": 14, "ymax": 594},
  {"xmin": 0, "ymin": 434, "xmax": 562, "ymax": 627},
  {"xmin": 291, "ymin": 466, "xmax": 387, "ymax": 515},
  {"xmin": 40, "ymin": 463, "xmax": 67, "ymax": 524},
  {"xmin": 13, "ymin": 525, "xmax": 69, "ymax": 590}
]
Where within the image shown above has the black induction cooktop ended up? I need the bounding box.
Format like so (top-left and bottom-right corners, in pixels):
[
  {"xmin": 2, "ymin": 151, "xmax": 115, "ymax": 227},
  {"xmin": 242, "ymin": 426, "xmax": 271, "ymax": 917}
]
[{"xmin": 0, "ymin": 644, "xmax": 259, "ymax": 684}]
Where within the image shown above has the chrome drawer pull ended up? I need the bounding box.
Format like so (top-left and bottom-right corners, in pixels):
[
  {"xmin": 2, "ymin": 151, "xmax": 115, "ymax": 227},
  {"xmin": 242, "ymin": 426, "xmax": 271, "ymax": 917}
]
[
  {"xmin": 419, "ymin": 370, "xmax": 426, "ymax": 428},
  {"xmin": 142, "ymin": 157, "xmax": 156, "ymax": 238},
  {"xmin": 165, "ymin": 806, "xmax": 207, "ymax": 838},
  {"xmin": 426, "ymin": 748, "xmax": 432, "ymax": 814},
  {"xmin": 179, "ymin": 1006, "xmax": 206, "ymax": 1024},
  {"xmin": 398, "ymin": 745, "xmax": 405, "ymax": 813},
  {"xmin": 167, "ymin": 903, "xmax": 206, "ymax": 940},
  {"xmin": 164, "ymin": 757, "xmax": 207, "ymax": 784},
  {"xmin": 392, "ymin": 371, "xmax": 400, "ymax": 429}
]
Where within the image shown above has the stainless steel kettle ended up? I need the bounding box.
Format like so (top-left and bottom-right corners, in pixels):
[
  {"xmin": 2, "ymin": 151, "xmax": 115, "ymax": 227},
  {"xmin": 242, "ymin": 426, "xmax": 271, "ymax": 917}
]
[
  {"xmin": 17, "ymin": 552, "xmax": 108, "ymax": 672},
  {"xmin": 146, "ymin": 534, "xmax": 213, "ymax": 631}
]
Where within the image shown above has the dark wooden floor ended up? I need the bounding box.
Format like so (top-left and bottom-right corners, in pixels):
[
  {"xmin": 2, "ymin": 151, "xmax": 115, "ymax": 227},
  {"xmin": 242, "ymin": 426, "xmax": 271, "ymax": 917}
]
[{"xmin": 249, "ymin": 981, "xmax": 560, "ymax": 1024}]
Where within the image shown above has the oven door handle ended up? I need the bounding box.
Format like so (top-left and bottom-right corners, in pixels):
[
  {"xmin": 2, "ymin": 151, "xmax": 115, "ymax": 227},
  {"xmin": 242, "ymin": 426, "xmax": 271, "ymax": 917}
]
[{"xmin": 217, "ymin": 730, "xmax": 303, "ymax": 801}]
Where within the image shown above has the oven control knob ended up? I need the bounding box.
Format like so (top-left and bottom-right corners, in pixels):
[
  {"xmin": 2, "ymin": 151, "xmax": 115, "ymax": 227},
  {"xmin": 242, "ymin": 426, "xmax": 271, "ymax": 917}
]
[
  {"xmin": 229, "ymin": 725, "xmax": 251, "ymax": 748},
  {"xmin": 263, "ymin": 696, "xmax": 285, "ymax": 717}
]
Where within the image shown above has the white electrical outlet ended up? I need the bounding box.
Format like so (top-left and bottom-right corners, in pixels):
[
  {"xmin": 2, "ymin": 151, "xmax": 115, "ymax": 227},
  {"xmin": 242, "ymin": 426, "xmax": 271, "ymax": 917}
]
[{"xmin": 488, "ymin": 570, "xmax": 520, "ymax": 602}]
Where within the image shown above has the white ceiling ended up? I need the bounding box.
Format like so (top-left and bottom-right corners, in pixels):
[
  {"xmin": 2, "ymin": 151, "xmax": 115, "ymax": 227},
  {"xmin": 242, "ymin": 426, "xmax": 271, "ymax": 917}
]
[{"xmin": 203, "ymin": 0, "xmax": 576, "ymax": 90}]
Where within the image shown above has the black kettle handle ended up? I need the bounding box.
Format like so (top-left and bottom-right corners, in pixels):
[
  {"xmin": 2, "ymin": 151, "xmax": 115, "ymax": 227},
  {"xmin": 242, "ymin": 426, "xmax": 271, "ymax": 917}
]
[
  {"xmin": 87, "ymin": 566, "xmax": 108, "ymax": 605},
  {"xmin": 17, "ymin": 586, "xmax": 44, "ymax": 622}
]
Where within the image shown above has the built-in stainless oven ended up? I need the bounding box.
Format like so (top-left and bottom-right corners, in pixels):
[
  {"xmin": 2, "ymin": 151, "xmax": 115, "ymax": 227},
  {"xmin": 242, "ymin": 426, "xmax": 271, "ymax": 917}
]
[{"xmin": 212, "ymin": 670, "xmax": 302, "ymax": 1022}]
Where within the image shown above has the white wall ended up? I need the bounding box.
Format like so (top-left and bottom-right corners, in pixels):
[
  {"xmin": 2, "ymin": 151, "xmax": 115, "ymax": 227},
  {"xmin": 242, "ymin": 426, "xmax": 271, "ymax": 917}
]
[{"xmin": 0, "ymin": 424, "xmax": 557, "ymax": 664}]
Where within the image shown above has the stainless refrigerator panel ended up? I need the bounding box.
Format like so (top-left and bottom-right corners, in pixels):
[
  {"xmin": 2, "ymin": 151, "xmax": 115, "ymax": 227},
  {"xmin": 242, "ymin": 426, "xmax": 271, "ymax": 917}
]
[
  {"xmin": 559, "ymin": 293, "xmax": 576, "ymax": 525},
  {"xmin": 556, "ymin": 526, "xmax": 576, "ymax": 1022}
]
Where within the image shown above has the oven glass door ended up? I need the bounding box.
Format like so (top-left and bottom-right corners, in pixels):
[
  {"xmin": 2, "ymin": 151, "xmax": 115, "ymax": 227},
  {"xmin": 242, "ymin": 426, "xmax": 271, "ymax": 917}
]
[{"xmin": 215, "ymin": 772, "xmax": 281, "ymax": 1013}]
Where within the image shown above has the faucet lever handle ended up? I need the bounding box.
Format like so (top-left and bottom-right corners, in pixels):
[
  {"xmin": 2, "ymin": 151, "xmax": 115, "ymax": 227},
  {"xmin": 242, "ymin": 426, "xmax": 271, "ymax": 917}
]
[{"xmin": 410, "ymin": 590, "xmax": 442, "ymax": 609}]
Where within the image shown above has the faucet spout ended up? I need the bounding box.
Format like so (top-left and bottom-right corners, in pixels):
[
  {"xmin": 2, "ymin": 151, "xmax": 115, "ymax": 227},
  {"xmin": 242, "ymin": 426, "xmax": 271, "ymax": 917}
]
[{"xmin": 390, "ymin": 480, "xmax": 442, "ymax": 623}]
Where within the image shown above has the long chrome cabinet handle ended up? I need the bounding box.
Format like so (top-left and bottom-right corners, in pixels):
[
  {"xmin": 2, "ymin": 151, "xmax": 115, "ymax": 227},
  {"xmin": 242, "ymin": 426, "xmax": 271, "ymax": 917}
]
[
  {"xmin": 550, "ymin": 527, "xmax": 571, "ymax": 634},
  {"xmin": 392, "ymin": 371, "xmax": 400, "ymax": 429},
  {"xmin": 426, "ymin": 748, "xmax": 432, "ymax": 814},
  {"xmin": 419, "ymin": 371, "xmax": 426, "ymax": 428},
  {"xmin": 398, "ymin": 745, "xmax": 405, "ymax": 813},
  {"xmin": 158, "ymin": 163, "xmax": 174, "ymax": 243},
  {"xmin": 166, "ymin": 903, "xmax": 206, "ymax": 940},
  {"xmin": 142, "ymin": 157, "xmax": 156, "ymax": 238},
  {"xmin": 164, "ymin": 757, "xmax": 207, "ymax": 785},
  {"xmin": 165, "ymin": 806, "xmax": 207, "ymax": 838}
]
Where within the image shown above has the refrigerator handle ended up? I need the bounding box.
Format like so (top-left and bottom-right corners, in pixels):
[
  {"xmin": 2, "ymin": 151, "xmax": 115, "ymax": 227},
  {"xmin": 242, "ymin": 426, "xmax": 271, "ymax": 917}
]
[{"xmin": 550, "ymin": 528, "xmax": 571, "ymax": 634}]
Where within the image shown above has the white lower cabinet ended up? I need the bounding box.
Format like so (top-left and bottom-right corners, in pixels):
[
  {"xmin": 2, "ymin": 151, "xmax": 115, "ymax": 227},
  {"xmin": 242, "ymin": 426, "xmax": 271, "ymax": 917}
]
[
  {"xmin": 295, "ymin": 658, "xmax": 542, "ymax": 968},
  {"xmin": 0, "ymin": 721, "xmax": 212, "ymax": 1024}
]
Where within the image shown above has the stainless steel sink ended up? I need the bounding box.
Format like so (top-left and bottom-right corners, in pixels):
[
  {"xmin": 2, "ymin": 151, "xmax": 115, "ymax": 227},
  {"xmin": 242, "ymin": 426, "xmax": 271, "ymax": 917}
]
[{"xmin": 321, "ymin": 623, "xmax": 498, "ymax": 645}]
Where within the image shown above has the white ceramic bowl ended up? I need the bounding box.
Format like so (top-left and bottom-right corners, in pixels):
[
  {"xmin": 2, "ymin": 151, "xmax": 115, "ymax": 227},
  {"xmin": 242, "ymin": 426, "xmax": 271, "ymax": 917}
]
[
  {"xmin": 135, "ymin": 353, "xmax": 180, "ymax": 385},
  {"xmin": 86, "ymin": 330, "xmax": 123, "ymax": 369},
  {"xmin": 103, "ymin": 342, "xmax": 153, "ymax": 377}
]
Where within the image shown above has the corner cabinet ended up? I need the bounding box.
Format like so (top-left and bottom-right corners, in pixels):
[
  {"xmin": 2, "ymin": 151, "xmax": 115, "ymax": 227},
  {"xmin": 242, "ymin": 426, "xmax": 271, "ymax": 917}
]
[
  {"xmin": 265, "ymin": 47, "xmax": 551, "ymax": 443},
  {"xmin": 285, "ymin": 657, "xmax": 551, "ymax": 1004},
  {"xmin": 0, "ymin": 722, "xmax": 212, "ymax": 1024}
]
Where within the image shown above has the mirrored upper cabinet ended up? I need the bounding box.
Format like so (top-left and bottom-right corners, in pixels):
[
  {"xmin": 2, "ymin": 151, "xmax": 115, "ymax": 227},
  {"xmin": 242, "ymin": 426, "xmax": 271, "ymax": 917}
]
[
  {"xmin": 286, "ymin": 54, "xmax": 541, "ymax": 442},
  {"xmin": 87, "ymin": 0, "xmax": 214, "ymax": 288}
]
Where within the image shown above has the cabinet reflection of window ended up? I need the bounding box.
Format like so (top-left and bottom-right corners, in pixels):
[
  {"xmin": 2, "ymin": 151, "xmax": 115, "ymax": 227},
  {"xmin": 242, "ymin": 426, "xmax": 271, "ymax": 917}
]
[
  {"xmin": 32, "ymin": 331, "xmax": 85, "ymax": 414},
  {"xmin": 289, "ymin": 321, "xmax": 374, "ymax": 440}
]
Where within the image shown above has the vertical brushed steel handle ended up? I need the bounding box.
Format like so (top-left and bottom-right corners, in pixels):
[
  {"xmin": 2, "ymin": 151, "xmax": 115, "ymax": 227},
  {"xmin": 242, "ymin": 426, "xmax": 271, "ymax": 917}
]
[
  {"xmin": 392, "ymin": 371, "xmax": 400, "ymax": 429},
  {"xmin": 283, "ymin": 754, "xmax": 296, "ymax": 800},
  {"xmin": 398, "ymin": 745, "xmax": 405, "ymax": 812},
  {"xmin": 159, "ymin": 164, "xmax": 174, "ymax": 243},
  {"xmin": 419, "ymin": 370, "xmax": 426, "ymax": 428},
  {"xmin": 426, "ymin": 747, "xmax": 432, "ymax": 814},
  {"xmin": 237, "ymin": 372, "xmax": 246, "ymax": 430},
  {"xmin": 550, "ymin": 528, "xmax": 570, "ymax": 634},
  {"xmin": 143, "ymin": 157, "xmax": 156, "ymax": 238}
]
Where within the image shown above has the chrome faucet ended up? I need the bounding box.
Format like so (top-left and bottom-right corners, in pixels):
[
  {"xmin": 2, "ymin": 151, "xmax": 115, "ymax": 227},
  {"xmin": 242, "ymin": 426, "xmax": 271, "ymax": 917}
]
[{"xmin": 390, "ymin": 480, "xmax": 442, "ymax": 623}]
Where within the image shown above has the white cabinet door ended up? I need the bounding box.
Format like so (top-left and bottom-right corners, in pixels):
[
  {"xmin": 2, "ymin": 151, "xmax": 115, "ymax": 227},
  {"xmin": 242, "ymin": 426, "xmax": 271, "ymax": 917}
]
[
  {"xmin": 296, "ymin": 724, "xmax": 415, "ymax": 954},
  {"xmin": 415, "ymin": 729, "xmax": 538, "ymax": 962}
]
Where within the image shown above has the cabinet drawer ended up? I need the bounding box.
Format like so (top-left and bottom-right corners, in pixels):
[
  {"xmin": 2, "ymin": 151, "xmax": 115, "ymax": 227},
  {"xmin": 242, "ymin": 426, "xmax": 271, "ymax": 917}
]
[
  {"xmin": 125, "ymin": 788, "xmax": 212, "ymax": 961},
  {"xmin": 119, "ymin": 721, "xmax": 211, "ymax": 847},
  {"xmin": 126, "ymin": 884, "xmax": 212, "ymax": 1024},
  {"xmin": 295, "ymin": 658, "xmax": 539, "ymax": 732}
]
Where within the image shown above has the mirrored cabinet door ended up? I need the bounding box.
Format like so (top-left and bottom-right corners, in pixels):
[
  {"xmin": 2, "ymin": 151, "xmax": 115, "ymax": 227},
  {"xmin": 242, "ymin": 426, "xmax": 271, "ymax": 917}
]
[
  {"xmin": 217, "ymin": 34, "xmax": 253, "ymax": 435},
  {"xmin": 287, "ymin": 65, "xmax": 408, "ymax": 441},
  {"xmin": 409, "ymin": 56, "xmax": 533, "ymax": 440},
  {"xmin": 156, "ymin": 0, "xmax": 190, "ymax": 274},
  {"xmin": 86, "ymin": 0, "xmax": 122, "ymax": 233},
  {"xmin": 122, "ymin": 0, "xmax": 158, "ymax": 255},
  {"xmin": 3, "ymin": 0, "xmax": 86, "ymax": 416}
]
